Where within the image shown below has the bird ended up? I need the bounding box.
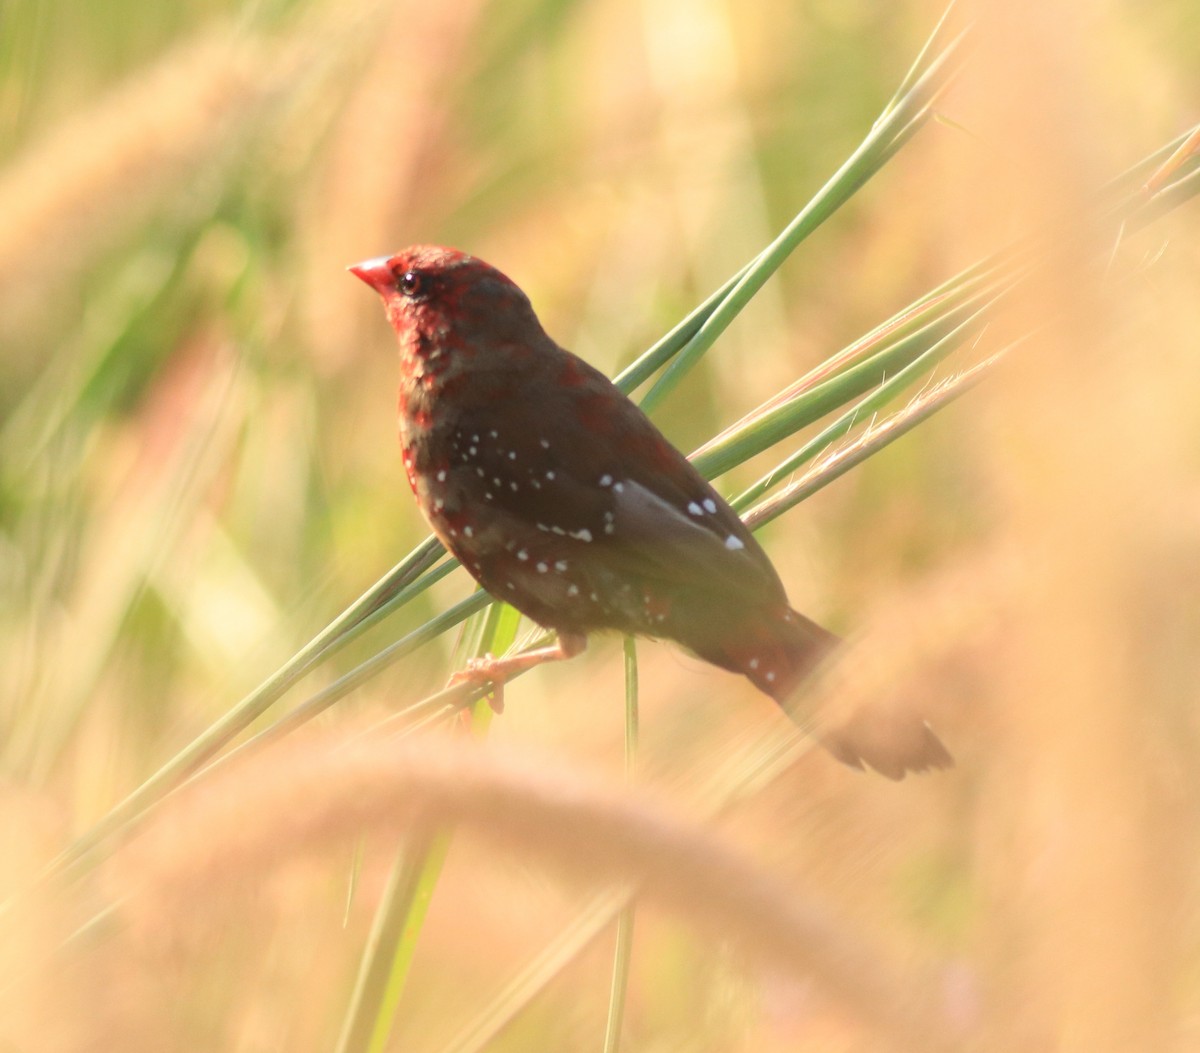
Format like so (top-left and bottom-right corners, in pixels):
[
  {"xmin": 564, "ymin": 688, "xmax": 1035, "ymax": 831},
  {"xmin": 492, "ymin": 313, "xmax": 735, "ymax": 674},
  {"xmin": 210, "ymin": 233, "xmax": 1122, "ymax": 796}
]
[{"xmin": 349, "ymin": 245, "xmax": 951, "ymax": 778}]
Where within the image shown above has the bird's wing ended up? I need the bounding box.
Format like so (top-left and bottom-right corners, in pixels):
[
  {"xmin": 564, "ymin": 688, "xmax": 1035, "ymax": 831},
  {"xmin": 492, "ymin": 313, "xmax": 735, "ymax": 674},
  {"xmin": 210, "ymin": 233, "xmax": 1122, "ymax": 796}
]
[
  {"xmin": 605, "ymin": 478, "xmax": 785, "ymax": 604},
  {"xmin": 459, "ymin": 379, "xmax": 786, "ymax": 608}
]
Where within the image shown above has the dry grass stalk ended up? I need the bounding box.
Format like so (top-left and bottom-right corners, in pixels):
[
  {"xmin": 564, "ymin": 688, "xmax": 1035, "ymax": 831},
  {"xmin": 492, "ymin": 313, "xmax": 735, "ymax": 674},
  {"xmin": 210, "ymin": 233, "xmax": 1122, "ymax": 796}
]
[
  {"xmin": 113, "ymin": 728, "xmax": 957, "ymax": 1050},
  {"xmin": 0, "ymin": 33, "xmax": 270, "ymax": 323}
]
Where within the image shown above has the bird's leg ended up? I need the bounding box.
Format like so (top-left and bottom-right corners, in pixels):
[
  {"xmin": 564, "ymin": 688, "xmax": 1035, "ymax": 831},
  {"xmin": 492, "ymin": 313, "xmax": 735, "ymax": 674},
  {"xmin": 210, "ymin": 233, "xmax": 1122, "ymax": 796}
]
[{"xmin": 448, "ymin": 632, "xmax": 588, "ymax": 713}]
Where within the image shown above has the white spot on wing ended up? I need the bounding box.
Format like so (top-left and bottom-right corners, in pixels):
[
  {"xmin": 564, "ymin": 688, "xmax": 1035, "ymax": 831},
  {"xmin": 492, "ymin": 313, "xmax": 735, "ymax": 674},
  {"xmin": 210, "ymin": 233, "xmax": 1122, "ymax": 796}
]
[
  {"xmin": 703, "ymin": 498, "xmax": 718, "ymax": 514},
  {"xmin": 463, "ymin": 526, "xmax": 474, "ymax": 538},
  {"xmin": 569, "ymin": 528, "xmax": 593, "ymax": 542},
  {"xmin": 599, "ymin": 474, "xmax": 612, "ymax": 487},
  {"xmin": 687, "ymin": 502, "xmax": 703, "ymax": 516},
  {"xmin": 724, "ymin": 535, "xmax": 745, "ymax": 550},
  {"xmin": 536, "ymin": 562, "xmax": 548, "ymax": 573},
  {"xmin": 517, "ymin": 550, "xmax": 529, "ymax": 561},
  {"xmin": 436, "ymin": 470, "xmax": 446, "ymax": 482}
]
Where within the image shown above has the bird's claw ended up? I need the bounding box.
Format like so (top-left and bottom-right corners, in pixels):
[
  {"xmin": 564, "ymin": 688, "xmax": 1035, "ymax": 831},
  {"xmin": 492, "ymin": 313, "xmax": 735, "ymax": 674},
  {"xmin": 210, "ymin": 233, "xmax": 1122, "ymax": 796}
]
[{"xmin": 448, "ymin": 654, "xmax": 505, "ymax": 714}]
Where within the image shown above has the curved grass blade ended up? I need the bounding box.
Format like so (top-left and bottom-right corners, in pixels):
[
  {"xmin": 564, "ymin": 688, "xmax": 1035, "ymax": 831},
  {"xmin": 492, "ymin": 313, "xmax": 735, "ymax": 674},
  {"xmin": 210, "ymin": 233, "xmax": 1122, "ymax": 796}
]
[
  {"xmin": 639, "ymin": 29, "xmax": 971, "ymax": 416},
  {"xmin": 602, "ymin": 637, "xmax": 639, "ymax": 1053},
  {"xmin": 334, "ymin": 599, "xmax": 520, "ymax": 1053},
  {"xmin": 42, "ymin": 536, "xmax": 451, "ymax": 878},
  {"xmin": 729, "ymin": 306, "xmax": 991, "ymax": 513}
]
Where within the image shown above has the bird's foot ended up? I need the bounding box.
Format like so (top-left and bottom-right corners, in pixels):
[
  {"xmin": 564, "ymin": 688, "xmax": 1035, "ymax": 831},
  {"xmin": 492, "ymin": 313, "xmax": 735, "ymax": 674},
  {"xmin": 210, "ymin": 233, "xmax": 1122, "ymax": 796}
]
[
  {"xmin": 446, "ymin": 633, "xmax": 588, "ymax": 715},
  {"xmin": 448, "ymin": 654, "xmax": 507, "ymax": 713}
]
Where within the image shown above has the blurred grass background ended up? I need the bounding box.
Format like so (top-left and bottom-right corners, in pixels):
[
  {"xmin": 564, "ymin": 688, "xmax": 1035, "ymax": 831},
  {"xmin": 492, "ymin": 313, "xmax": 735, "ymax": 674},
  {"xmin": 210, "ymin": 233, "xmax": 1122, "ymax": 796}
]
[{"xmin": 2, "ymin": 0, "xmax": 1199, "ymax": 1050}]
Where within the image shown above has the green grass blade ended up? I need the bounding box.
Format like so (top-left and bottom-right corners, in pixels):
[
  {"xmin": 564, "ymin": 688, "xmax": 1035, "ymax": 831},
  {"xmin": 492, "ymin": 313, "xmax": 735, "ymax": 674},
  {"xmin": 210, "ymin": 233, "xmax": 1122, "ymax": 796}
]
[
  {"xmin": 602, "ymin": 906, "xmax": 636, "ymax": 1053},
  {"xmin": 46, "ymin": 537, "xmax": 452, "ymax": 876},
  {"xmin": 333, "ymin": 828, "xmax": 452, "ymax": 1053},
  {"xmin": 691, "ymin": 288, "xmax": 1000, "ymax": 483},
  {"xmin": 744, "ymin": 350, "xmax": 1008, "ymax": 531},
  {"xmin": 730, "ymin": 306, "xmax": 991, "ymax": 512},
  {"xmin": 438, "ymin": 890, "xmax": 635, "ymax": 1053},
  {"xmin": 886, "ymin": 1, "xmax": 966, "ymax": 111},
  {"xmin": 613, "ymin": 264, "xmax": 751, "ymax": 396},
  {"xmin": 602, "ymin": 636, "xmax": 640, "ymax": 1053},
  {"xmin": 621, "ymin": 637, "xmax": 639, "ymax": 774},
  {"xmin": 639, "ymin": 30, "xmax": 968, "ymax": 416},
  {"xmin": 334, "ymin": 599, "xmax": 519, "ymax": 1053},
  {"xmin": 337, "ymin": 816, "xmax": 454, "ymax": 1053}
]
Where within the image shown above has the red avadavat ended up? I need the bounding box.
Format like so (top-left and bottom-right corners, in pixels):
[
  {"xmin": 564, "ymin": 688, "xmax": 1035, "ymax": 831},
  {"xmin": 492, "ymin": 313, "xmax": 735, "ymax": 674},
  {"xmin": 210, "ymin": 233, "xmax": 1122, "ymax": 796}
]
[{"xmin": 351, "ymin": 245, "xmax": 950, "ymax": 778}]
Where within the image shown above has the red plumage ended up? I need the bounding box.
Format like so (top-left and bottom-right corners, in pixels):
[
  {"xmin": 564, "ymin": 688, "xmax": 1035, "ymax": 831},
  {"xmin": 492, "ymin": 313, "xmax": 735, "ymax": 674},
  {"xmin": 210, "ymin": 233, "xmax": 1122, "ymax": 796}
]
[{"xmin": 350, "ymin": 245, "xmax": 950, "ymax": 778}]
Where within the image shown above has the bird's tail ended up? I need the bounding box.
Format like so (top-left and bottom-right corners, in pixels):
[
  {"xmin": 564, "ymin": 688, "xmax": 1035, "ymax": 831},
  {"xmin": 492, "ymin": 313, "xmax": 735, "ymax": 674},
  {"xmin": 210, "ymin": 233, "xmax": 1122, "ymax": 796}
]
[{"xmin": 688, "ymin": 603, "xmax": 953, "ymax": 780}]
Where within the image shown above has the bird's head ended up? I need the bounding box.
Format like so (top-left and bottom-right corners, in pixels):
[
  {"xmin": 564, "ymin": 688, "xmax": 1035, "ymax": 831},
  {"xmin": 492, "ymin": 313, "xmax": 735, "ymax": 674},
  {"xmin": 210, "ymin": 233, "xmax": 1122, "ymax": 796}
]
[{"xmin": 349, "ymin": 245, "xmax": 540, "ymax": 349}]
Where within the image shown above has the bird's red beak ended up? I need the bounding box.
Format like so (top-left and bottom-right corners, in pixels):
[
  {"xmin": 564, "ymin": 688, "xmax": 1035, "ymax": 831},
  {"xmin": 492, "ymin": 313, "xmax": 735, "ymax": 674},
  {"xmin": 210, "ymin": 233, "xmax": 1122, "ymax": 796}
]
[{"xmin": 347, "ymin": 256, "xmax": 395, "ymax": 295}]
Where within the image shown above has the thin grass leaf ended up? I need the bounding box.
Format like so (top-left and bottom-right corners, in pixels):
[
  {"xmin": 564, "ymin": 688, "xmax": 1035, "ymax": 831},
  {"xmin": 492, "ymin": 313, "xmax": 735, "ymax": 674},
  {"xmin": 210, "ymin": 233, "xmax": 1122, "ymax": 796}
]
[
  {"xmin": 690, "ymin": 281, "xmax": 1006, "ymax": 484},
  {"xmin": 729, "ymin": 305, "xmax": 991, "ymax": 513},
  {"xmin": 612, "ymin": 264, "xmax": 751, "ymax": 396},
  {"xmin": 639, "ymin": 29, "xmax": 970, "ymax": 415},
  {"xmin": 885, "ymin": 0, "xmax": 965, "ymax": 111},
  {"xmin": 44, "ymin": 536, "xmax": 451, "ymax": 877},
  {"xmin": 187, "ymin": 588, "xmax": 492, "ymax": 792},
  {"xmin": 8, "ymin": 343, "xmax": 244, "ymax": 780},
  {"xmin": 602, "ymin": 906, "xmax": 636, "ymax": 1053},
  {"xmin": 744, "ymin": 350, "xmax": 1009, "ymax": 532},
  {"xmin": 1141, "ymin": 125, "xmax": 1200, "ymax": 194},
  {"xmin": 434, "ymin": 726, "xmax": 825, "ymax": 1053},
  {"xmin": 602, "ymin": 637, "xmax": 639, "ymax": 1053},
  {"xmin": 333, "ymin": 827, "xmax": 451, "ymax": 1053},
  {"xmin": 621, "ymin": 636, "xmax": 639, "ymax": 776},
  {"xmin": 335, "ymin": 599, "xmax": 519, "ymax": 1053},
  {"xmin": 1125, "ymin": 157, "xmax": 1200, "ymax": 232},
  {"xmin": 438, "ymin": 890, "xmax": 634, "ymax": 1053}
]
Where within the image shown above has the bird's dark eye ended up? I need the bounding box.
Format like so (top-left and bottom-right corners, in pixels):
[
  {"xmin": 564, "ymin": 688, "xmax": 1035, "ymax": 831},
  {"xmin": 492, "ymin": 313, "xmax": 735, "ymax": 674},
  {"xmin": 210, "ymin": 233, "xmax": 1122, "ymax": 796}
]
[{"xmin": 398, "ymin": 270, "xmax": 424, "ymax": 298}]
